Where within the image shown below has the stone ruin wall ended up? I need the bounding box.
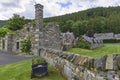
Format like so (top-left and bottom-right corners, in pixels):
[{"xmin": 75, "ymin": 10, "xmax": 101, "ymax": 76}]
[
  {"xmin": 0, "ymin": 22, "xmax": 36, "ymax": 54},
  {"xmin": 94, "ymin": 33, "xmax": 120, "ymax": 40},
  {"xmin": 40, "ymin": 48, "xmax": 120, "ymax": 80},
  {"xmin": 39, "ymin": 22, "xmax": 63, "ymax": 50},
  {"xmin": 83, "ymin": 35, "xmax": 103, "ymax": 49},
  {"xmin": 11, "ymin": 22, "xmax": 36, "ymax": 53},
  {"xmin": 0, "ymin": 4, "xmax": 43, "ymax": 55}
]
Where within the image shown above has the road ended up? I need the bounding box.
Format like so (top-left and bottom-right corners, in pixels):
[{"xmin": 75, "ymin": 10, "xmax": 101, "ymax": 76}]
[{"xmin": 0, "ymin": 50, "xmax": 32, "ymax": 65}]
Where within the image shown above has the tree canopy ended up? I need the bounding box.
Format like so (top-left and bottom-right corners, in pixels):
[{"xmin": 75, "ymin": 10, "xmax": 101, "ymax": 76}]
[
  {"xmin": 44, "ymin": 6, "xmax": 120, "ymax": 37},
  {"xmin": 7, "ymin": 14, "xmax": 25, "ymax": 31},
  {"xmin": 0, "ymin": 27, "xmax": 14, "ymax": 37}
]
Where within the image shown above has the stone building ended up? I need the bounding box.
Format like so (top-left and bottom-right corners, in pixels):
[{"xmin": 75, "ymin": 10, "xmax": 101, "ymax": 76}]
[
  {"xmin": 0, "ymin": 3, "xmax": 63, "ymax": 55},
  {"xmin": 83, "ymin": 35, "xmax": 103, "ymax": 49},
  {"xmin": 62, "ymin": 31, "xmax": 75, "ymax": 50}
]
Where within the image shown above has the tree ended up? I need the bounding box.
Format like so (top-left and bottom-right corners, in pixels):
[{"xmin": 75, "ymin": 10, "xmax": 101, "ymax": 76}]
[
  {"xmin": 0, "ymin": 27, "xmax": 14, "ymax": 37},
  {"xmin": 7, "ymin": 14, "xmax": 25, "ymax": 31},
  {"xmin": 72, "ymin": 21, "xmax": 81, "ymax": 37},
  {"xmin": 72, "ymin": 20, "xmax": 89, "ymax": 37},
  {"xmin": 62, "ymin": 20, "xmax": 74, "ymax": 32}
]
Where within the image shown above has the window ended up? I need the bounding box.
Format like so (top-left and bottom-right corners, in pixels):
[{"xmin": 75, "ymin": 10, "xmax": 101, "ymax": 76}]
[
  {"xmin": 16, "ymin": 42, "xmax": 19, "ymax": 50},
  {"xmin": 2, "ymin": 39, "xmax": 5, "ymax": 49}
]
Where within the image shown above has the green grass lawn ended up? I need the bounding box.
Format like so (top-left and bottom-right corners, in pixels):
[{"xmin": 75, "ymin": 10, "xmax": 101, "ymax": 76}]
[
  {"xmin": 0, "ymin": 60, "xmax": 66, "ymax": 80},
  {"xmin": 67, "ymin": 43, "xmax": 120, "ymax": 58}
]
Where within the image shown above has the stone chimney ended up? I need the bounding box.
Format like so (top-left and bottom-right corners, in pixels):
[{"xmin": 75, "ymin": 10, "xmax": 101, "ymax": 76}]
[
  {"xmin": 34, "ymin": 3, "xmax": 43, "ymax": 55},
  {"xmin": 35, "ymin": 4, "xmax": 43, "ymax": 31}
]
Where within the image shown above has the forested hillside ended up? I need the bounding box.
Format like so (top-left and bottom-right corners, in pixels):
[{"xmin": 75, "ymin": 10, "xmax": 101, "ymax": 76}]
[
  {"xmin": 44, "ymin": 6, "xmax": 120, "ymax": 37},
  {"xmin": 0, "ymin": 20, "xmax": 7, "ymax": 27}
]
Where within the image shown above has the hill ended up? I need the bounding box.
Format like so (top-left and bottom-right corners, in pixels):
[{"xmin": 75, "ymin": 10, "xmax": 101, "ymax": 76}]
[
  {"xmin": 0, "ymin": 20, "xmax": 7, "ymax": 27},
  {"xmin": 44, "ymin": 6, "xmax": 120, "ymax": 37},
  {"xmin": 44, "ymin": 6, "xmax": 120, "ymax": 23}
]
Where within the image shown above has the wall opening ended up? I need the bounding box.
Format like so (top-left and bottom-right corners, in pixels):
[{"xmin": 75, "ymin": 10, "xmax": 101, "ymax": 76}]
[
  {"xmin": 39, "ymin": 49, "xmax": 41, "ymax": 56},
  {"xmin": 16, "ymin": 42, "xmax": 19, "ymax": 50},
  {"xmin": 2, "ymin": 39, "xmax": 5, "ymax": 49}
]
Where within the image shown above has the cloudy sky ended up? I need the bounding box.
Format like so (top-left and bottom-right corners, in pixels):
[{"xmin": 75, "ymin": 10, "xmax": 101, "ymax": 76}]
[{"xmin": 0, "ymin": 0, "xmax": 120, "ymax": 20}]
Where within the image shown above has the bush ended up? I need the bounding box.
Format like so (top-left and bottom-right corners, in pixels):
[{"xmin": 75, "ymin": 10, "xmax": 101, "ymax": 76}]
[
  {"xmin": 73, "ymin": 37, "xmax": 90, "ymax": 49},
  {"xmin": 103, "ymin": 39, "xmax": 120, "ymax": 43},
  {"xmin": 20, "ymin": 39, "xmax": 31, "ymax": 54},
  {"xmin": 32, "ymin": 57, "xmax": 46, "ymax": 64}
]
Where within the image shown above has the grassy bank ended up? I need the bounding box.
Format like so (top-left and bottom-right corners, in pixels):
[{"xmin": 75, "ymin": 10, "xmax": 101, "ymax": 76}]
[
  {"xmin": 68, "ymin": 44, "xmax": 120, "ymax": 58},
  {"xmin": 0, "ymin": 60, "xmax": 66, "ymax": 80}
]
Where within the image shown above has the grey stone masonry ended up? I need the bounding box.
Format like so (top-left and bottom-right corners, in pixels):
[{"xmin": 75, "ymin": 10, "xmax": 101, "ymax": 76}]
[
  {"xmin": 34, "ymin": 4, "xmax": 44, "ymax": 55},
  {"xmin": 0, "ymin": 3, "xmax": 63, "ymax": 55},
  {"xmin": 35, "ymin": 4, "xmax": 43, "ymax": 31},
  {"xmin": 40, "ymin": 48, "xmax": 120, "ymax": 80},
  {"xmin": 39, "ymin": 22, "xmax": 63, "ymax": 50},
  {"xmin": 5, "ymin": 33, "xmax": 13, "ymax": 52},
  {"xmin": 62, "ymin": 31, "xmax": 75, "ymax": 50},
  {"xmin": 83, "ymin": 35, "xmax": 103, "ymax": 49},
  {"xmin": 94, "ymin": 32, "xmax": 120, "ymax": 39}
]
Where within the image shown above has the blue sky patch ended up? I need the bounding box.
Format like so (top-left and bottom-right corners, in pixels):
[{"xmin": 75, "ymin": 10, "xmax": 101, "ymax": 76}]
[{"xmin": 56, "ymin": 1, "xmax": 72, "ymax": 8}]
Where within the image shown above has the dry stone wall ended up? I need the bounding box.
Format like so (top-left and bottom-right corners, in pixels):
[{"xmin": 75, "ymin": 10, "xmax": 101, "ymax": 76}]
[
  {"xmin": 40, "ymin": 48, "xmax": 120, "ymax": 80},
  {"xmin": 94, "ymin": 33, "xmax": 120, "ymax": 40}
]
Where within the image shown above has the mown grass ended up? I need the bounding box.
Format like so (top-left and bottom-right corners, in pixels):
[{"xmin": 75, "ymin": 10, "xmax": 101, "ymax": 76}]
[
  {"xmin": 0, "ymin": 60, "xmax": 66, "ymax": 80},
  {"xmin": 67, "ymin": 44, "xmax": 120, "ymax": 58}
]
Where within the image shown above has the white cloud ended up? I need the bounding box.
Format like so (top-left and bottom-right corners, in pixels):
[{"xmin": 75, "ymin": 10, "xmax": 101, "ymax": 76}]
[{"xmin": 0, "ymin": 0, "xmax": 120, "ymax": 20}]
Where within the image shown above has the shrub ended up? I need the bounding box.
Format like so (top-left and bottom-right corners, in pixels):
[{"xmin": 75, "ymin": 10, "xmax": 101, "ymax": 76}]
[
  {"xmin": 73, "ymin": 37, "xmax": 90, "ymax": 49},
  {"xmin": 32, "ymin": 57, "xmax": 46, "ymax": 64},
  {"xmin": 20, "ymin": 39, "xmax": 31, "ymax": 54}
]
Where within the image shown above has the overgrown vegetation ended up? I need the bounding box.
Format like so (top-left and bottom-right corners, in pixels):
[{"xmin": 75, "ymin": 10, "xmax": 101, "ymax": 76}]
[
  {"xmin": 0, "ymin": 14, "xmax": 25, "ymax": 38},
  {"xmin": 68, "ymin": 43, "xmax": 120, "ymax": 58},
  {"xmin": 0, "ymin": 60, "xmax": 66, "ymax": 80},
  {"xmin": 32, "ymin": 57, "xmax": 46, "ymax": 64},
  {"xmin": 73, "ymin": 37, "xmax": 90, "ymax": 49},
  {"xmin": 0, "ymin": 27, "xmax": 14, "ymax": 37},
  {"xmin": 20, "ymin": 39, "xmax": 31, "ymax": 54}
]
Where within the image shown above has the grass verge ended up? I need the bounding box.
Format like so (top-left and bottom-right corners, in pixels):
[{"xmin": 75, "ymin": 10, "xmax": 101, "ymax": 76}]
[
  {"xmin": 0, "ymin": 60, "xmax": 66, "ymax": 80},
  {"xmin": 67, "ymin": 44, "xmax": 120, "ymax": 58}
]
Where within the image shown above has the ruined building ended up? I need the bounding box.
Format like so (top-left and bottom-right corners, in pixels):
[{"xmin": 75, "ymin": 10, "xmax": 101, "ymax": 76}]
[{"xmin": 0, "ymin": 4, "xmax": 63, "ymax": 55}]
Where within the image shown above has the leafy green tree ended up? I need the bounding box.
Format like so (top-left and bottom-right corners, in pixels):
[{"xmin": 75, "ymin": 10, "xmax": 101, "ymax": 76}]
[
  {"xmin": 63, "ymin": 20, "xmax": 74, "ymax": 32},
  {"xmin": 0, "ymin": 27, "xmax": 14, "ymax": 37},
  {"xmin": 72, "ymin": 20, "xmax": 89, "ymax": 37},
  {"xmin": 72, "ymin": 21, "xmax": 81, "ymax": 37},
  {"xmin": 7, "ymin": 14, "xmax": 25, "ymax": 31}
]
